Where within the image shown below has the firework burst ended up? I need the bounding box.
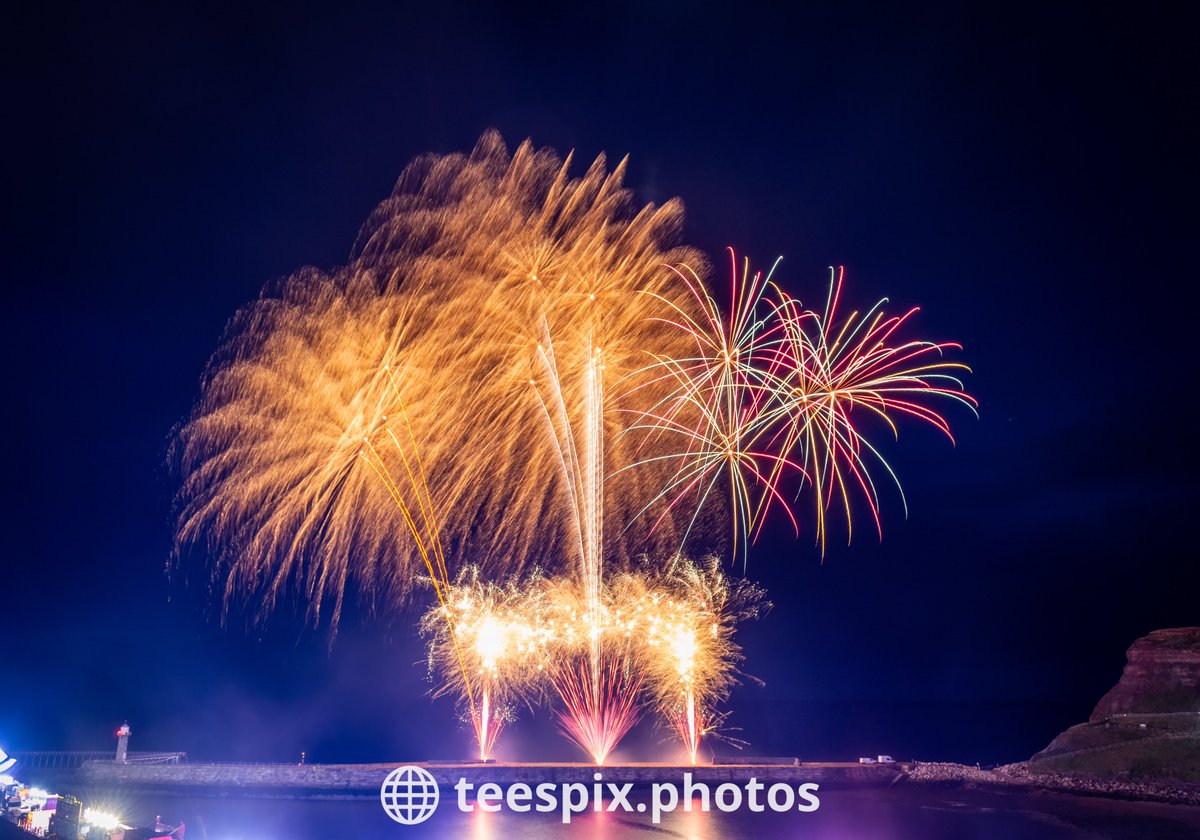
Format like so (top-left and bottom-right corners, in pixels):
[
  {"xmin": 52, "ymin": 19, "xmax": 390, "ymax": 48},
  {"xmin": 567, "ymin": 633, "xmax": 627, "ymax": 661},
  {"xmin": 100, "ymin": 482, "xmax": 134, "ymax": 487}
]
[
  {"xmin": 631, "ymin": 249, "xmax": 976, "ymax": 557},
  {"xmin": 172, "ymin": 271, "xmax": 439, "ymax": 627},
  {"xmin": 177, "ymin": 132, "xmax": 974, "ymax": 764},
  {"xmin": 776, "ymin": 265, "xmax": 977, "ymax": 551},
  {"xmin": 622, "ymin": 252, "xmax": 804, "ymax": 563},
  {"xmin": 173, "ymin": 132, "xmax": 707, "ymax": 625}
]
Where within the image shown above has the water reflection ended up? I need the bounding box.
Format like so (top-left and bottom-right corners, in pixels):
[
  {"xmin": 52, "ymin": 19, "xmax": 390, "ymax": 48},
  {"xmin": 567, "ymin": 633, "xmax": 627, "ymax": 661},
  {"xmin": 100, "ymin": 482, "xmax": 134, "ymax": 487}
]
[
  {"xmin": 469, "ymin": 805, "xmax": 491, "ymax": 840},
  {"xmin": 73, "ymin": 787, "xmax": 1200, "ymax": 839}
]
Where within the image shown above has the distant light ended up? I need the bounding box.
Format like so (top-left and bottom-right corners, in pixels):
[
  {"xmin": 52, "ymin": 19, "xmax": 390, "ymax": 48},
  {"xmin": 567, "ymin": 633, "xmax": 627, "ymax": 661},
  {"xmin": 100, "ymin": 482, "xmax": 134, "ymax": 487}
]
[{"xmin": 84, "ymin": 809, "xmax": 122, "ymax": 830}]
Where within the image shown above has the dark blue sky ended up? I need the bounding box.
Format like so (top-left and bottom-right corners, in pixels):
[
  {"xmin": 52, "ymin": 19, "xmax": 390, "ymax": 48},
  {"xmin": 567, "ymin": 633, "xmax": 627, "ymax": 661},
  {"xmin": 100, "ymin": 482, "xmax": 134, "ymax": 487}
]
[{"xmin": 4, "ymin": 3, "xmax": 1196, "ymax": 766}]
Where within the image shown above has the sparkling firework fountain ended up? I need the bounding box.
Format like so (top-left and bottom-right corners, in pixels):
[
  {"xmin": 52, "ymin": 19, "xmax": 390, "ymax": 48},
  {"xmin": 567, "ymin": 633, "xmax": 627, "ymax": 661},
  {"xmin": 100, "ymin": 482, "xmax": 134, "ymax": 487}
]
[
  {"xmin": 614, "ymin": 558, "xmax": 767, "ymax": 764},
  {"xmin": 529, "ymin": 330, "xmax": 616, "ymax": 761},
  {"xmin": 421, "ymin": 568, "xmax": 551, "ymax": 759},
  {"xmin": 423, "ymin": 558, "xmax": 767, "ymax": 765}
]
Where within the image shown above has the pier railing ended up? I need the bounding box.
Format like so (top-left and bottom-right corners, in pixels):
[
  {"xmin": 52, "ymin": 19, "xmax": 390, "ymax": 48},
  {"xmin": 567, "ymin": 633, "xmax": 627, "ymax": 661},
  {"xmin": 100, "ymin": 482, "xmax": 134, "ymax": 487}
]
[{"xmin": 11, "ymin": 750, "xmax": 187, "ymax": 769}]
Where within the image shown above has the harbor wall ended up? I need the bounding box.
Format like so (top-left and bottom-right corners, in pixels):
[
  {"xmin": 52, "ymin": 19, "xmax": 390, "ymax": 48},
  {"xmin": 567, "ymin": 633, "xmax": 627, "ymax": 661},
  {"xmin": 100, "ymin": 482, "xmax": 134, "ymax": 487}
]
[{"xmin": 79, "ymin": 761, "xmax": 907, "ymax": 798}]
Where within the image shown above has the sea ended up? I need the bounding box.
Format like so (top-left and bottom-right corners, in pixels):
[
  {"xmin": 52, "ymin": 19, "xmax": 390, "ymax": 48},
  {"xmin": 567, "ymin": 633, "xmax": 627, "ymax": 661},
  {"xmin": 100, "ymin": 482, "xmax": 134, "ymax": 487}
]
[{"xmin": 81, "ymin": 786, "xmax": 1200, "ymax": 840}]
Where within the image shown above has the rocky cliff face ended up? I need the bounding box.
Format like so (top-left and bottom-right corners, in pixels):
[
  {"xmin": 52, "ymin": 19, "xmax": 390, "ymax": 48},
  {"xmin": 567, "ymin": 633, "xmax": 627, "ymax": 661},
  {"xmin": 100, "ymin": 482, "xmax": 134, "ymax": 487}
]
[
  {"xmin": 1089, "ymin": 627, "xmax": 1200, "ymax": 720},
  {"xmin": 1029, "ymin": 628, "xmax": 1200, "ymax": 784}
]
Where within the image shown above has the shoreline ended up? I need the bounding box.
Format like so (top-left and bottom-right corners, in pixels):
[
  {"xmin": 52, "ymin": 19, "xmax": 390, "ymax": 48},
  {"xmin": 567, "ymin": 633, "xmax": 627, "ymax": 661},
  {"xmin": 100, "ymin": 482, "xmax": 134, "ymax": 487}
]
[{"xmin": 904, "ymin": 760, "xmax": 1200, "ymax": 807}]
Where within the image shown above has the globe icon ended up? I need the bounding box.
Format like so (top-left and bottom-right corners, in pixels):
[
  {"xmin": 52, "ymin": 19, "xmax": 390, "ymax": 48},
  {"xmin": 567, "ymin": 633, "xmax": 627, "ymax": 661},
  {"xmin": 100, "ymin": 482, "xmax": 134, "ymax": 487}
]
[{"xmin": 380, "ymin": 765, "xmax": 440, "ymax": 825}]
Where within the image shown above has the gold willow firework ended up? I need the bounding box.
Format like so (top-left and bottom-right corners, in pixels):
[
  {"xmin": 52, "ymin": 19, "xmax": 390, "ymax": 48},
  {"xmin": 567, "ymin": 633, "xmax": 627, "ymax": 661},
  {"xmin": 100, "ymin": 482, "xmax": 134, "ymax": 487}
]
[
  {"xmin": 173, "ymin": 132, "xmax": 707, "ymax": 625},
  {"xmin": 422, "ymin": 558, "xmax": 767, "ymax": 763},
  {"xmin": 629, "ymin": 249, "xmax": 978, "ymax": 559}
]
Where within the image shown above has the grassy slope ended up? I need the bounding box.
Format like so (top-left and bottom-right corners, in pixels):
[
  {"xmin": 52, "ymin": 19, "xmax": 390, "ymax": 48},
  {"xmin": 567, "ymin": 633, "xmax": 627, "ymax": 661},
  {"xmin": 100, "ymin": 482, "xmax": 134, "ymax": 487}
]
[{"xmin": 1030, "ymin": 737, "xmax": 1200, "ymax": 784}]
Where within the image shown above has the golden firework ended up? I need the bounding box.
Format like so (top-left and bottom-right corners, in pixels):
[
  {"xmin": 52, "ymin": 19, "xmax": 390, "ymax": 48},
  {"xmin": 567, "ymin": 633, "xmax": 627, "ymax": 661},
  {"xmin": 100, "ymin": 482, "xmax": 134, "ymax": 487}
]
[{"xmin": 173, "ymin": 132, "xmax": 711, "ymax": 628}]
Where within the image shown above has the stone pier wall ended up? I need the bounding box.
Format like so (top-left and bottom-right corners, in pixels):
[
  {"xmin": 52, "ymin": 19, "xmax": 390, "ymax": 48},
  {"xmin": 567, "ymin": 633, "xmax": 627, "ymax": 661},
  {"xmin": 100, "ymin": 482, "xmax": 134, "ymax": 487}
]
[{"xmin": 80, "ymin": 761, "xmax": 906, "ymax": 798}]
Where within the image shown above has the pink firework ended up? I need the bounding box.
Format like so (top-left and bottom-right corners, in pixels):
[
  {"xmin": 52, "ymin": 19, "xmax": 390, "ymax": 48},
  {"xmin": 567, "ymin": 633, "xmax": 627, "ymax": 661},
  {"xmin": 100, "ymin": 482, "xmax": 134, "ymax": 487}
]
[{"xmin": 550, "ymin": 656, "xmax": 644, "ymax": 766}]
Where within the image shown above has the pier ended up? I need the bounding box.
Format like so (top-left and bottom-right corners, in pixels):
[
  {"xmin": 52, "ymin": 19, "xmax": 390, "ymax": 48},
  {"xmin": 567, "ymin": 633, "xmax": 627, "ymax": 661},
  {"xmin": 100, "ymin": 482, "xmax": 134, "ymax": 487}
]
[{"xmin": 77, "ymin": 760, "xmax": 910, "ymax": 798}]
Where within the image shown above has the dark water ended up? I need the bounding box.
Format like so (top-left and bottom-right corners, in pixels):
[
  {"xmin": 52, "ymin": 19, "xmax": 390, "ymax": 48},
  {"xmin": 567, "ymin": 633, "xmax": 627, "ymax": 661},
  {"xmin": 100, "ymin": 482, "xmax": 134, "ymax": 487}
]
[{"xmin": 82, "ymin": 788, "xmax": 1200, "ymax": 840}]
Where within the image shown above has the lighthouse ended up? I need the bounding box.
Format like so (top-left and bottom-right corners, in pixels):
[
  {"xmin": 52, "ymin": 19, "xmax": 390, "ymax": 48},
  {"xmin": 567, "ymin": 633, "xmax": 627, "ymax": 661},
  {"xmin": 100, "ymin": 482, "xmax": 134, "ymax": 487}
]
[{"xmin": 115, "ymin": 722, "xmax": 131, "ymax": 763}]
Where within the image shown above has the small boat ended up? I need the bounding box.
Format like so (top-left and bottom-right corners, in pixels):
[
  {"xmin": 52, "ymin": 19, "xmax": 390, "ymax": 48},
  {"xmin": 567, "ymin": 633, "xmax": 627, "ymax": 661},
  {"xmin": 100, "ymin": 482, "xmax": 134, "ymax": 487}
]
[{"xmin": 120, "ymin": 818, "xmax": 185, "ymax": 840}]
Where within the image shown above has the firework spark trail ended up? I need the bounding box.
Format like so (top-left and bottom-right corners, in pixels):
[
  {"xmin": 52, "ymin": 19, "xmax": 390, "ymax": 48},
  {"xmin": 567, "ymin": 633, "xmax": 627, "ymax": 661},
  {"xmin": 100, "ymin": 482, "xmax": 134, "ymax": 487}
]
[
  {"xmin": 585, "ymin": 344, "xmax": 604, "ymax": 706},
  {"xmin": 528, "ymin": 327, "xmax": 605, "ymax": 703},
  {"xmin": 776, "ymin": 266, "xmax": 978, "ymax": 552},
  {"xmin": 621, "ymin": 252, "xmax": 806, "ymax": 563},
  {"xmin": 355, "ymin": 371, "xmax": 481, "ymax": 733},
  {"xmin": 629, "ymin": 251, "xmax": 976, "ymax": 558}
]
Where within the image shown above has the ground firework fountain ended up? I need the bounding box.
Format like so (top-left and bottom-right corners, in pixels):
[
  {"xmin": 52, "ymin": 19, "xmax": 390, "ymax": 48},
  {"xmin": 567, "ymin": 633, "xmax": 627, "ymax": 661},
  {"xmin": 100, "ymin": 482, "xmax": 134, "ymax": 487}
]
[
  {"xmin": 531, "ymin": 329, "xmax": 637, "ymax": 763},
  {"xmin": 423, "ymin": 558, "xmax": 767, "ymax": 764}
]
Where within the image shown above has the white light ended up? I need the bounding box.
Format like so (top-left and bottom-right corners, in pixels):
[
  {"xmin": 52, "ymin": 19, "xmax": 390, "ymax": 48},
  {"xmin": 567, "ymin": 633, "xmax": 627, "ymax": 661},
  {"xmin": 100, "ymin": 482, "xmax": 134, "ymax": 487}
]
[
  {"xmin": 474, "ymin": 617, "xmax": 507, "ymax": 667},
  {"xmin": 670, "ymin": 629, "xmax": 697, "ymax": 675},
  {"xmin": 84, "ymin": 809, "xmax": 122, "ymax": 830}
]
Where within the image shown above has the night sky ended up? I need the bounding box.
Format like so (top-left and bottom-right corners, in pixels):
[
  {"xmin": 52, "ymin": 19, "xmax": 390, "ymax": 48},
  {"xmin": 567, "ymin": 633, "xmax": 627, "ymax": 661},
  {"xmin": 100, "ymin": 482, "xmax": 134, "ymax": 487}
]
[{"xmin": 5, "ymin": 4, "xmax": 1196, "ymax": 767}]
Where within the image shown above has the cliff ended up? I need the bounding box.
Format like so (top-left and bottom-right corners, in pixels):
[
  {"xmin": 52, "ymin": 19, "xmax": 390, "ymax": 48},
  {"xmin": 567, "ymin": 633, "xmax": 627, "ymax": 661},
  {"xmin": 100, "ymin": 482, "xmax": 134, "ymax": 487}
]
[
  {"xmin": 1089, "ymin": 627, "xmax": 1200, "ymax": 719},
  {"xmin": 1029, "ymin": 627, "xmax": 1200, "ymax": 785}
]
